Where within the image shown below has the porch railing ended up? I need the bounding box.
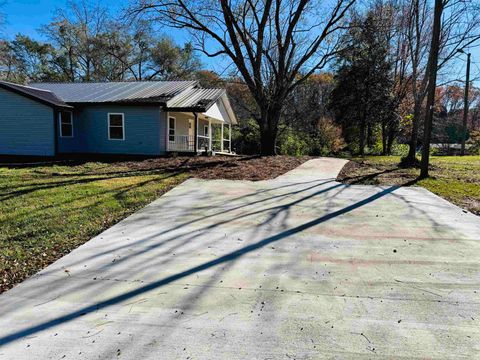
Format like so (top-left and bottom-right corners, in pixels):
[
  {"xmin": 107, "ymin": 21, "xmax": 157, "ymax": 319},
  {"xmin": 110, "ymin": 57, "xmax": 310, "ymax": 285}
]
[
  {"xmin": 167, "ymin": 134, "xmax": 231, "ymax": 153},
  {"xmin": 212, "ymin": 139, "xmax": 232, "ymax": 153},
  {"xmin": 168, "ymin": 135, "xmax": 195, "ymax": 152},
  {"xmin": 197, "ymin": 135, "xmax": 209, "ymax": 151}
]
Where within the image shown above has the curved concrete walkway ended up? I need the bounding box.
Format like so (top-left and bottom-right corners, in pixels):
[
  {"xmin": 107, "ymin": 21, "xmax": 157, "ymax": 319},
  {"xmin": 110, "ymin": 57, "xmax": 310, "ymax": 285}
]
[{"xmin": 0, "ymin": 157, "xmax": 479, "ymax": 359}]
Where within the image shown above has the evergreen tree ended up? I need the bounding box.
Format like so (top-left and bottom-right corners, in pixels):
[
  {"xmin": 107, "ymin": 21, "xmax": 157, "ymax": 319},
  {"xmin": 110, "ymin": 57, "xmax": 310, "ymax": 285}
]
[{"xmin": 329, "ymin": 12, "xmax": 397, "ymax": 155}]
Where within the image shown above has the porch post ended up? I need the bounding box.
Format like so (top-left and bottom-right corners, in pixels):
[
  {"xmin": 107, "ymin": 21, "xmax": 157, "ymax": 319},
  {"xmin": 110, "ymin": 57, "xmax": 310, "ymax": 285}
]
[
  {"xmin": 208, "ymin": 118, "xmax": 212, "ymax": 151},
  {"xmin": 220, "ymin": 123, "xmax": 224, "ymax": 152},
  {"xmin": 166, "ymin": 111, "xmax": 170, "ymax": 151},
  {"xmin": 229, "ymin": 123, "xmax": 232, "ymax": 153},
  {"xmin": 193, "ymin": 112, "xmax": 198, "ymax": 153}
]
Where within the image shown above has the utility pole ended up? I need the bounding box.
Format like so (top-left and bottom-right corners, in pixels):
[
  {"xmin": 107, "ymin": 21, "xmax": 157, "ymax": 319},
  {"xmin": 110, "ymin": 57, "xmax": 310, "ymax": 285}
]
[
  {"xmin": 420, "ymin": 0, "xmax": 444, "ymax": 179},
  {"xmin": 459, "ymin": 50, "xmax": 471, "ymax": 156}
]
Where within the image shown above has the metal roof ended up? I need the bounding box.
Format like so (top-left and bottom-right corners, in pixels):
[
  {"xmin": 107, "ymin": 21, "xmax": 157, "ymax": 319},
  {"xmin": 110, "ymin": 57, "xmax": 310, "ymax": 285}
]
[
  {"xmin": 0, "ymin": 80, "xmax": 71, "ymax": 109},
  {"xmin": 29, "ymin": 81, "xmax": 198, "ymax": 104},
  {"xmin": 23, "ymin": 81, "xmax": 235, "ymax": 122},
  {"xmin": 166, "ymin": 88, "xmax": 226, "ymax": 111}
]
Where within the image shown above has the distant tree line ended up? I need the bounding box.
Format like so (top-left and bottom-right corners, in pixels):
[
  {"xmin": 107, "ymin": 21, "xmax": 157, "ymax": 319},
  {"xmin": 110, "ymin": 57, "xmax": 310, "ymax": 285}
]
[
  {"xmin": 328, "ymin": 0, "xmax": 480, "ymax": 159},
  {"xmin": 0, "ymin": 1, "xmax": 201, "ymax": 83}
]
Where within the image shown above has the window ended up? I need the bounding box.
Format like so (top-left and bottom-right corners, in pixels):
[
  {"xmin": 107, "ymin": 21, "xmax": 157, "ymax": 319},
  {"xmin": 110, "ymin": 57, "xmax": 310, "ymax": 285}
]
[
  {"xmin": 204, "ymin": 125, "xmax": 209, "ymax": 136},
  {"xmin": 108, "ymin": 113, "xmax": 124, "ymax": 140},
  {"xmin": 59, "ymin": 111, "xmax": 73, "ymax": 138},
  {"xmin": 169, "ymin": 116, "xmax": 176, "ymax": 142}
]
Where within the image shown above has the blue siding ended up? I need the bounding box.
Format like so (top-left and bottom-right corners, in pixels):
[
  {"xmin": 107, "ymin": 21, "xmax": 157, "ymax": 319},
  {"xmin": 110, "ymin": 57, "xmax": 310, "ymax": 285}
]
[
  {"xmin": 0, "ymin": 87, "xmax": 55, "ymax": 156},
  {"xmin": 58, "ymin": 105, "xmax": 166, "ymax": 155}
]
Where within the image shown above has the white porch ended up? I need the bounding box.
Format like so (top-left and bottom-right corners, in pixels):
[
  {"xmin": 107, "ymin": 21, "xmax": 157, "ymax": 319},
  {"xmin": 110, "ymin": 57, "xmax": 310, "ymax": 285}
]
[{"xmin": 166, "ymin": 112, "xmax": 233, "ymax": 154}]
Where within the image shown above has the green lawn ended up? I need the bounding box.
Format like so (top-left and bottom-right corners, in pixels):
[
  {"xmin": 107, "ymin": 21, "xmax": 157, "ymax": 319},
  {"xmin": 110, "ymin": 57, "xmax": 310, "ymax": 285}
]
[
  {"xmin": 338, "ymin": 155, "xmax": 480, "ymax": 215},
  {"xmin": 0, "ymin": 162, "xmax": 188, "ymax": 293},
  {"xmin": 0, "ymin": 155, "xmax": 311, "ymax": 294}
]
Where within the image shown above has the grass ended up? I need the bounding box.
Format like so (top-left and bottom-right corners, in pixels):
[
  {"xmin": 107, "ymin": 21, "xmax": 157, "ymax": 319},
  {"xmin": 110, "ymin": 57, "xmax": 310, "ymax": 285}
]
[
  {"xmin": 338, "ymin": 155, "xmax": 480, "ymax": 215},
  {"xmin": 0, "ymin": 155, "xmax": 311, "ymax": 294},
  {"xmin": 0, "ymin": 161, "xmax": 189, "ymax": 293}
]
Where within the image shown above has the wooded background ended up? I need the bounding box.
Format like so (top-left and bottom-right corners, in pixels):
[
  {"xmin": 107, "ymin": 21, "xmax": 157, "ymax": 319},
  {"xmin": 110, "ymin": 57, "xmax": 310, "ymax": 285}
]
[{"xmin": 1, "ymin": 0, "xmax": 480, "ymax": 160}]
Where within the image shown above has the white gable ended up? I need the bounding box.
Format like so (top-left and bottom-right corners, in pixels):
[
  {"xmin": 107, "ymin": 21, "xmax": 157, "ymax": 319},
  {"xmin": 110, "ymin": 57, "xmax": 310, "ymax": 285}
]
[{"xmin": 203, "ymin": 100, "xmax": 230, "ymax": 123}]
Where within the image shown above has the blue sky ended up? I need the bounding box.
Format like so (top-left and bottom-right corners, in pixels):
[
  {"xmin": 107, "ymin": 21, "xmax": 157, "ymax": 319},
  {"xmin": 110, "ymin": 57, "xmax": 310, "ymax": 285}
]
[
  {"xmin": 2, "ymin": 0, "xmax": 228, "ymax": 72},
  {"xmin": 3, "ymin": 0, "xmax": 123, "ymax": 39},
  {"xmin": 2, "ymin": 0, "xmax": 479, "ymax": 84}
]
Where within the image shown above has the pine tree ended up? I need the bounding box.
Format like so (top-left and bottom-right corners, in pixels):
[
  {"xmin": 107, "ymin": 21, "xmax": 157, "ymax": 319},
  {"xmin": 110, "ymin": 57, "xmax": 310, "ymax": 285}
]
[{"xmin": 329, "ymin": 12, "xmax": 396, "ymax": 155}]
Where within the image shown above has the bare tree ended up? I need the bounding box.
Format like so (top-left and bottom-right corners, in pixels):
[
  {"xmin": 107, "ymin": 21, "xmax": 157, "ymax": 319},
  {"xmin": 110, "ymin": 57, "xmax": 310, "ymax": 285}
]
[
  {"xmin": 402, "ymin": 0, "xmax": 431, "ymax": 164},
  {"xmin": 400, "ymin": 0, "xmax": 480, "ymax": 165},
  {"xmin": 41, "ymin": 0, "xmax": 109, "ymax": 81},
  {"xmin": 469, "ymin": 88, "xmax": 480, "ymax": 131},
  {"xmin": 130, "ymin": 0, "xmax": 356, "ymax": 155},
  {"xmin": 419, "ymin": 0, "xmax": 443, "ymax": 178},
  {"xmin": 101, "ymin": 20, "xmax": 155, "ymax": 81}
]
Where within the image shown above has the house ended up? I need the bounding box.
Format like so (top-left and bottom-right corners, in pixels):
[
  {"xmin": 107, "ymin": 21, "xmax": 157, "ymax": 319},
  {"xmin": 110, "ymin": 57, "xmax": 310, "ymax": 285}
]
[{"xmin": 0, "ymin": 80, "xmax": 237, "ymax": 157}]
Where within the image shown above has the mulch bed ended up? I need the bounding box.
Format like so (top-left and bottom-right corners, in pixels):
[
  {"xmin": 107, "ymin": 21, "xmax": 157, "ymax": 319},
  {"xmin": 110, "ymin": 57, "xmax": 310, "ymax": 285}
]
[
  {"xmin": 0, "ymin": 155, "xmax": 313, "ymax": 181},
  {"xmin": 336, "ymin": 160, "xmax": 418, "ymax": 186},
  {"xmin": 336, "ymin": 160, "xmax": 364, "ymax": 183},
  {"xmin": 114, "ymin": 155, "xmax": 313, "ymax": 181}
]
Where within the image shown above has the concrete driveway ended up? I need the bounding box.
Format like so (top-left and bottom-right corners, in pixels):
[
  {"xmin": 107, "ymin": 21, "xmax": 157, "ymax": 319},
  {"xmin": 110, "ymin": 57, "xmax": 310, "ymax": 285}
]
[{"xmin": 0, "ymin": 158, "xmax": 479, "ymax": 359}]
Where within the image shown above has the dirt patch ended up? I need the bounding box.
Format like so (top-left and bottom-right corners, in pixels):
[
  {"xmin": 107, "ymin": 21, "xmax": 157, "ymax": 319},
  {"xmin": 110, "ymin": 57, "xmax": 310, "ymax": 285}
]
[{"xmin": 117, "ymin": 155, "xmax": 313, "ymax": 181}]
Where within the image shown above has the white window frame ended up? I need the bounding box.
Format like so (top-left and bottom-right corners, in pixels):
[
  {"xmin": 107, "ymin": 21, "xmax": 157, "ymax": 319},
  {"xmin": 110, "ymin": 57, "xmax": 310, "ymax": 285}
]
[
  {"xmin": 59, "ymin": 111, "xmax": 73, "ymax": 138},
  {"xmin": 108, "ymin": 113, "xmax": 125, "ymax": 141},
  {"xmin": 168, "ymin": 116, "xmax": 176, "ymax": 142}
]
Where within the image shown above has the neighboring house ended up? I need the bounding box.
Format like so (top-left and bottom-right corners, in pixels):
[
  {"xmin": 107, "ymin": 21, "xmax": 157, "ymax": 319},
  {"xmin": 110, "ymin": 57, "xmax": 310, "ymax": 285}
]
[{"xmin": 0, "ymin": 80, "xmax": 237, "ymax": 157}]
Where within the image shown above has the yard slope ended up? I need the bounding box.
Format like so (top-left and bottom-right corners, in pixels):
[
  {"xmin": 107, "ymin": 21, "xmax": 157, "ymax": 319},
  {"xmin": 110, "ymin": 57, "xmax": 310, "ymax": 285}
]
[{"xmin": 337, "ymin": 155, "xmax": 480, "ymax": 215}]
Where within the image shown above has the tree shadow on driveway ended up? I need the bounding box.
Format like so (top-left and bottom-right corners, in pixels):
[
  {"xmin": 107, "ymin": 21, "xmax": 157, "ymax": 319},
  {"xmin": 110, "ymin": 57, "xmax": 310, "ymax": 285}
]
[{"xmin": 0, "ymin": 183, "xmax": 401, "ymax": 347}]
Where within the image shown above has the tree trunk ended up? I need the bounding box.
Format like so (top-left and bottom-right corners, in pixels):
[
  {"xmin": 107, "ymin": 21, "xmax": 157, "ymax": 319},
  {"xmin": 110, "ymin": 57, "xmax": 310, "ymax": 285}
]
[
  {"xmin": 258, "ymin": 109, "xmax": 281, "ymax": 156},
  {"xmin": 382, "ymin": 121, "xmax": 387, "ymax": 155},
  {"xmin": 406, "ymin": 101, "xmax": 422, "ymax": 163},
  {"xmin": 359, "ymin": 117, "xmax": 366, "ymax": 156},
  {"xmin": 420, "ymin": 0, "xmax": 443, "ymax": 178},
  {"xmin": 460, "ymin": 53, "xmax": 471, "ymax": 156},
  {"xmin": 367, "ymin": 123, "xmax": 374, "ymax": 149},
  {"xmin": 386, "ymin": 128, "xmax": 395, "ymax": 155},
  {"xmin": 260, "ymin": 128, "xmax": 277, "ymax": 155}
]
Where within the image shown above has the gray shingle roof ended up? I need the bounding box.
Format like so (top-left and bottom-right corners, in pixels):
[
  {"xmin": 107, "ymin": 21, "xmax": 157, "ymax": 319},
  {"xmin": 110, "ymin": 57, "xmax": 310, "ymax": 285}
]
[
  {"xmin": 29, "ymin": 81, "xmax": 198, "ymax": 104},
  {"xmin": 0, "ymin": 80, "xmax": 71, "ymax": 109}
]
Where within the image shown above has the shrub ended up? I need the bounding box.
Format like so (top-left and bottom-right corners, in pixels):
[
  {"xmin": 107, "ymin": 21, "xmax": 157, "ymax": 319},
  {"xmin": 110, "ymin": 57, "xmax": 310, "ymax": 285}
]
[
  {"xmin": 278, "ymin": 128, "xmax": 311, "ymax": 156},
  {"xmin": 468, "ymin": 130, "xmax": 480, "ymax": 155},
  {"xmin": 391, "ymin": 143, "xmax": 409, "ymax": 157},
  {"xmin": 370, "ymin": 136, "xmax": 384, "ymax": 155},
  {"xmin": 311, "ymin": 117, "xmax": 346, "ymax": 155},
  {"xmin": 430, "ymin": 146, "xmax": 440, "ymax": 156},
  {"xmin": 232, "ymin": 119, "xmax": 260, "ymax": 155},
  {"xmin": 232, "ymin": 116, "xmax": 346, "ymax": 156}
]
